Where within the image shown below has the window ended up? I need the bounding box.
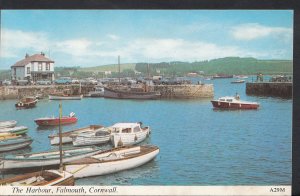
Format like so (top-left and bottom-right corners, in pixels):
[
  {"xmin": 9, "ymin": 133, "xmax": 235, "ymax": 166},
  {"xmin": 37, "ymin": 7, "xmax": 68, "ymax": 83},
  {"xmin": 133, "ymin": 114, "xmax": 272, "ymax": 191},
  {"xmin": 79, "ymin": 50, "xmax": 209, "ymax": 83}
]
[
  {"xmin": 46, "ymin": 63, "xmax": 50, "ymax": 71},
  {"xmin": 38, "ymin": 63, "xmax": 42, "ymax": 71},
  {"xmin": 27, "ymin": 67, "xmax": 30, "ymax": 74},
  {"xmin": 133, "ymin": 127, "xmax": 140, "ymax": 133}
]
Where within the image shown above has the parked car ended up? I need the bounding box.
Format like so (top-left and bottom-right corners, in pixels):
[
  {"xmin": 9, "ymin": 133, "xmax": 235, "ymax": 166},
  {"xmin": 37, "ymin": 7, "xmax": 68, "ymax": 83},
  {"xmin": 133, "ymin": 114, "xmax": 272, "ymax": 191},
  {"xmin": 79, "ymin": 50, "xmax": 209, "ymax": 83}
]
[
  {"xmin": 16, "ymin": 80, "xmax": 30, "ymax": 86},
  {"xmin": 54, "ymin": 77, "xmax": 72, "ymax": 84},
  {"xmin": 71, "ymin": 79, "xmax": 80, "ymax": 84},
  {"xmin": 2, "ymin": 80, "xmax": 11, "ymax": 86},
  {"xmin": 36, "ymin": 80, "xmax": 52, "ymax": 85}
]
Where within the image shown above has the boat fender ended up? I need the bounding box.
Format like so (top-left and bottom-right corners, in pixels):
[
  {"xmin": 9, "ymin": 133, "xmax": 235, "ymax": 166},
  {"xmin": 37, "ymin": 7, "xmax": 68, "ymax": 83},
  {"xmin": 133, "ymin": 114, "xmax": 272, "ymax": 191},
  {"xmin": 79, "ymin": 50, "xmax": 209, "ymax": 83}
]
[
  {"xmin": 218, "ymin": 102, "xmax": 220, "ymax": 106},
  {"xmin": 239, "ymin": 104, "xmax": 241, "ymax": 108},
  {"xmin": 134, "ymin": 135, "xmax": 138, "ymax": 141},
  {"xmin": 229, "ymin": 102, "xmax": 231, "ymax": 107}
]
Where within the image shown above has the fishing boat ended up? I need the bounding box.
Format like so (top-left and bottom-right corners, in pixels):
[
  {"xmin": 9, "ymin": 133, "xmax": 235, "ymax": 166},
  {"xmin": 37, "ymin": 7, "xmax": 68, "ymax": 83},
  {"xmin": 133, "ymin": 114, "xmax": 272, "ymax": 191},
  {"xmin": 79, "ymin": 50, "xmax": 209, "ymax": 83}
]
[
  {"xmin": 64, "ymin": 145, "xmax": 159, "ymax": 179},
  {"xmin": 211, "ymin": 95, "xmax": 259, "ymax": 109},
  {"xmin": 0, "ymin": 126, "xmax": 28, "ymax": 135},
  {"xmin": 15, "ymin": 97, "xmax": 38, "ymax": 109},
  {"xmin": 72, "ymin": 128, "xmax": 111, "ymax": 146},
  {"xmin": 212, "ymin": 74, "xmax": 233, "ymax": 79},
  {"xmin": 0, "ymin": 136, "xmax": 33, "ymax": 152},
  {"xmin": 34, "ymin": 112, "xmax": 77, "ymax": 126},
  {"xmin": 110, "ymin": 122, "xmax": 150, "ymax": 148},
  {"xmin": 0, "ymin": 146, "xmax": 101, "ymax": 170},
  {"xmin": 88, "ymin": 86, "xmax": 104, "ymax": 97},
  {"xmin": 49, "ymin": 125, "xmax": 103, "ymax": 145},
  {"xmin": 103, "ymin": 87, "xmax": 161, "ymax": 99},
  {"xmin": 234, "ymin": 75, "xmax": 248, "ymax": 79},
  {"xmin": 0, "ymin": 170, "xmax": 74, "ymax": 186},
  {"xmin": 231, "ymin": 79, "xmax": 245, "ymax": 84},
  {"xmin": 0, "ymin": 120, "xmax": 17, "ymax": 128}
]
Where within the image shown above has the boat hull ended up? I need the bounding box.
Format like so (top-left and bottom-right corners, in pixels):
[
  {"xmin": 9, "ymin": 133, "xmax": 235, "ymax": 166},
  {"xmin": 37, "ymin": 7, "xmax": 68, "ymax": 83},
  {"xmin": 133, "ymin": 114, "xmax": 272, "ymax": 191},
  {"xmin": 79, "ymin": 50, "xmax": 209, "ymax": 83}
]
[
  {"xmin": 111, "ymin": 128, "xmax": 150, "ymax": 148},
  {"xmin": 0, "ymin": 147, "xmax": 101, "ymax": 170},
  {"xmin": 0, "ymin": 170, "xmax": 74, "ymax": 186},
  {"xmin": 49, "ymin": 94, "xmax": 83, "ymax": 100},
  {"xmin": 211, "ymin": 100, "xmax": 259, "ymax": 109},
  {"xmin": 65, "ymin": 146, "xmax": 159, "ymax": 179},
  {"xmin": 103, "ymin": 87, "xmax": 160, "ymax": 99},
  {"xmin": 72, "ymin": 134, "xmax": 110, "ymax": 146},
  {"xmin": 49, "ymin": 125, "xmax": 103, "ymax": 145},
  {"xmin": 0, "ymin": 120, "xmax": 17, "ymax": 129},
  {"xmin": 0, "ymin": 126, "xmax": 28, "ymax": 135},
  {"xmin": 15, "ymin": 98, "xmax": 37, "ymax": 109},
  {"xmin": 35, "ymin": 117, "xmax": 77, "ymax": 126},
  {"xmin": 0, "ymin": 137, "xmax": 33, "ymax": 152}
]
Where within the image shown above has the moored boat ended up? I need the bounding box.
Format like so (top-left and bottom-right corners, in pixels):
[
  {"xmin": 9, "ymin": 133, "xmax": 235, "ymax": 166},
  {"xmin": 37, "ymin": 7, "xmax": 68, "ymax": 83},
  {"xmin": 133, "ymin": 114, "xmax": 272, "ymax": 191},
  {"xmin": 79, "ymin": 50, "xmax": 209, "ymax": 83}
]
[
  {"xmin": 103, "ymin": 87, "xmax": 160, "ymax": 99},
  {"xmin": 49, "ymin": 93, "xmax": 83, "ymax": 100},
  {"xmin": 64, "ymin": 145, "xmax": 159, "ymax": 179},
  {"xmin": 72, "ymin": 128, "xmax": 111, "ymax": 146},
  {"xmin": 34, "ymin": 112, "xmax": 77, "ymax": 126},
  {"xmin": 0, "ymin": 146, "xmax": 101, "ymax": 170},
  {"xmin": 15, "ymin": 97, "xmax": 38, "ymax": 109},
  {"xmin": 211, "ymin": 95, "xmax": 259, "ymax": 109},
  {"xmin": 0, "ymin": 120, "xmax": 17, "ymax": 129},
  {"xmin": 0, "ymin": 136, "xmax": 33, "ymax": 152},
  {"xmin": 49, "ymin": 125, "xmax": 103, "ymax": 145},
  {"xmin": 0, "ymin": 170, "xmax": 74, "ymax": 186},
  {"xmin": 231, "ymin": 79, "xmax": 245, "ymax": 84},
  {"xmin": 0, "ymin": 126, "xmax": 28, "ymax": 135},
  {"xmin": 110, "ymin": 122, "xmax": 150, "ymax": 148},
  {"xmin": 88, "ymin": 86, "xmax": 105, "ymax": 97}
]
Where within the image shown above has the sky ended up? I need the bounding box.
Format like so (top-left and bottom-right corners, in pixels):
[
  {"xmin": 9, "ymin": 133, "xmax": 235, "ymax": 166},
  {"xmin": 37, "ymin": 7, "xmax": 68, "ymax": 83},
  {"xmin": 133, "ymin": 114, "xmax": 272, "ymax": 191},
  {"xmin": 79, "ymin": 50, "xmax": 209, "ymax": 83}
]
[{"xmin": 0, "ymin": 10, "xmax": 293, "ymax": 69}]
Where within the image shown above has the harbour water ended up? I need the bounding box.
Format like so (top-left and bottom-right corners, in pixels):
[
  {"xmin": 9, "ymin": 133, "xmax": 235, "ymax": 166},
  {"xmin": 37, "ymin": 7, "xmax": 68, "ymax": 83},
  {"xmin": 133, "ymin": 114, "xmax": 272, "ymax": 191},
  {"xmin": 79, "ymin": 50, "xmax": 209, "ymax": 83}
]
[{"xmin": 0, "ymin": 77, "xmax": 292, "ymax": 185}]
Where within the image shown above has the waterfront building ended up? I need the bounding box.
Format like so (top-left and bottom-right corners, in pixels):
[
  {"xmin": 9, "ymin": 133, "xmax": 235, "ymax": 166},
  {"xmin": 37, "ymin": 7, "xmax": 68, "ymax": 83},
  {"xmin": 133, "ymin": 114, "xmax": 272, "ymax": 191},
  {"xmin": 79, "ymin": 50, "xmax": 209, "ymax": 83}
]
[{"xmin": 11, "ymin": 52, "xmax": 55, "ymax": 82}]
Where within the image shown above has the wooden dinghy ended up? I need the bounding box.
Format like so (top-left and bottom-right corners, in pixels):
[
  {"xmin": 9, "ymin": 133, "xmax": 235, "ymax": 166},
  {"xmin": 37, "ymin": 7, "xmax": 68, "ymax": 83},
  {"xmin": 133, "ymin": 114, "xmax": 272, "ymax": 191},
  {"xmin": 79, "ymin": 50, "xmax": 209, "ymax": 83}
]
[
  {"xmin": 72, "ymin": 128, "xmax": 111, "ymax": 146},
  {"xmin": 0, "ymin": 146, "xmax": 101, "ymax": 170},
  {"xmin": 0, "ymin": 126, "xmax": 28, "ymax": 135},
  {"xmin": 110, "ymin": 122, "xmax": 151, "ymax": 148},
  {"xmin": 65, "ymin": 145, "xmax": 159, "ymax": 179},
  {"xmin": 0, "ymin": 170, "xmax": 74, "ymax": 186},
  {"xmin": 48, "ymin": 125, "xmax": 103, "ymax": 145},
  {"xmin": 0, "ymin": 136, "xmax": 33, "ymax": 152},
  {"xmin": 0, "ymin": 120, "xmax": 17, "ymax": 129}
]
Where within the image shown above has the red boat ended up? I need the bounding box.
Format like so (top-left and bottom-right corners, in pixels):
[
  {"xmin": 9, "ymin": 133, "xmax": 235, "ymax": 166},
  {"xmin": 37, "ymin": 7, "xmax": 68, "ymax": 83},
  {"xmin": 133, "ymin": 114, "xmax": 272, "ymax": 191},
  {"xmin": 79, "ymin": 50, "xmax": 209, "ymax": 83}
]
[
  {"xmin": 211, "ymin": 96, "xmax": 259, "ymax": 109},
  {"xmin": 34, "ymin": 112, "xmax": 78, "ymax": 126}
]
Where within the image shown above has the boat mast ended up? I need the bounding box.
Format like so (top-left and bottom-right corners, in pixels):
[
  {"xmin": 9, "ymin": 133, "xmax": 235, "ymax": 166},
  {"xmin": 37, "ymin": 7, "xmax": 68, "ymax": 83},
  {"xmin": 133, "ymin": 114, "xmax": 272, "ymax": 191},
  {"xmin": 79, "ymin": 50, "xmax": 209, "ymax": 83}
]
[
  {"xmin": 59, "ymin": 102, "xmax": 63, "ymax": 173},
  {"xmin": 118, "ymin": 55, "xmax": 121, "ymax": 84}
]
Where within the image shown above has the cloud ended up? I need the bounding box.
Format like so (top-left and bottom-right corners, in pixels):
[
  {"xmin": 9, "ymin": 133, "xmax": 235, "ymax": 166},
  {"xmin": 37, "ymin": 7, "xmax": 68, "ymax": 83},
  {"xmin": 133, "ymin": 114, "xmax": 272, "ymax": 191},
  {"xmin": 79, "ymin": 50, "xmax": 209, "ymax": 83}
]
[
  {"xmin": 231, "ymin": 23, "xmax": 292, "ymax": 41},
  {"xmin": 0, "ymin": 29, "xmax": 49, "ymax": 58},
  {"xmin": 55, "ymin": 39, "xmax": 93, "ymax": 56},
  {"xmin": 107, "ymin": 34, "xmax": 120, "ymax": 41}
]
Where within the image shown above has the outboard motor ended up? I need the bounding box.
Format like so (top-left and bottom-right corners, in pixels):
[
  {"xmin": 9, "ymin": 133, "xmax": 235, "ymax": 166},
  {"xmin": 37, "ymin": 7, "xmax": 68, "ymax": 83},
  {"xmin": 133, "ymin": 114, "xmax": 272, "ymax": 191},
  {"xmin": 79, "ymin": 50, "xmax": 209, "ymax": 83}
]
[{"xmin": 69, "ymin": 112, "xmax": 75, "ymax": 117}]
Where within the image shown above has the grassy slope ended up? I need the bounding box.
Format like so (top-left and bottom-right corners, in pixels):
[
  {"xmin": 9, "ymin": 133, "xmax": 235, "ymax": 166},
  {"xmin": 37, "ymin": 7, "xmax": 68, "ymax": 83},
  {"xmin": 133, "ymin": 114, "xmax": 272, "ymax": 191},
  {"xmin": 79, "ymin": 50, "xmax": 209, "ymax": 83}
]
[{"xmin": 79, "ymin": 63, "xmax": 136, "ymax": 72}]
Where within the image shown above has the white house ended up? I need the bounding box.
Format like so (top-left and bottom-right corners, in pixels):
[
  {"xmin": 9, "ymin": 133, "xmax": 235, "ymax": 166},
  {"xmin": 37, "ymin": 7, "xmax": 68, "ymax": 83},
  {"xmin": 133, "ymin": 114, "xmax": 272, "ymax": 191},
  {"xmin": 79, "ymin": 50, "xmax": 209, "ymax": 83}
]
[{"xmin": 11, "ymin": 52, "xmax": 55, "ymax": 82}]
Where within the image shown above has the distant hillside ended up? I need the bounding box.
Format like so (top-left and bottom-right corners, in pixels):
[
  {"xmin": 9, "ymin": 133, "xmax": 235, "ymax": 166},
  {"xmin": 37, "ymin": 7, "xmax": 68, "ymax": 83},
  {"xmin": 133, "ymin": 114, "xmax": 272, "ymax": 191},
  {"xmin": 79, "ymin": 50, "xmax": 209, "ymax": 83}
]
[
  {"xmin": 136, "ymin": 57, "xmax": 293, "ymax": 76},
  {"xmin": 79, "ymin": 63, "xmax": 136, "ymax": 72}
]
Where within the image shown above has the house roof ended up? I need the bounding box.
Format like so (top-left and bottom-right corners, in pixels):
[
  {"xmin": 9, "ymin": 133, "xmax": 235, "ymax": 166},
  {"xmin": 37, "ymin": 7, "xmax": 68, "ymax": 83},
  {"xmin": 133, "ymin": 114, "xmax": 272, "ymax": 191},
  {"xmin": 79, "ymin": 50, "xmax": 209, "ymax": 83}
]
[{"xmin": 11, "ymin": 53, "xmax": 54, "ymax": 68}]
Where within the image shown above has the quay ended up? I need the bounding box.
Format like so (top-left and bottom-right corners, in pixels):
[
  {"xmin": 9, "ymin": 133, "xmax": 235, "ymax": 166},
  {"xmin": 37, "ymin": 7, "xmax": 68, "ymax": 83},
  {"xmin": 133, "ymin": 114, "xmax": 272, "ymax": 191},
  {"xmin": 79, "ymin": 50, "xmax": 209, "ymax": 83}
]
[
  {"xmin": 0, "ymin": 84, "xmax": 214, "ymax": 100},
  {"xmin": 246, "ymin": 82, "xmax": 292, "ymax": 98}
]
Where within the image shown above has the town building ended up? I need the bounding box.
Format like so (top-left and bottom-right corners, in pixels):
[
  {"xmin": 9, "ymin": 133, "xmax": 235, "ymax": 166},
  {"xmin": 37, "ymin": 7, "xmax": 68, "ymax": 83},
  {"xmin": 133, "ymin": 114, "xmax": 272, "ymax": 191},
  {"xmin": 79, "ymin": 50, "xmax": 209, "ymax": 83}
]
[{"xmin": 11, "ymin": 52, "xmax": 55, "ymax": 82}]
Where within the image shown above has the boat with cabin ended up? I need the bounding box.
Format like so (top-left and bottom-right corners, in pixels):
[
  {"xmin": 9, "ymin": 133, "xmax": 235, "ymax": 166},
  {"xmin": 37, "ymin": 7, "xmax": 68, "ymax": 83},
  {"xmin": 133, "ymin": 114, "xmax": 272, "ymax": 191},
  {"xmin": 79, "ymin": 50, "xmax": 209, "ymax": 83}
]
[
  {"xmin": 211, "ymin": 95, "xmax": 259, "ymax": 109},
  {"xmin": 0, "ymin": 146, "xmax": 101, "ymax": 170},
  {"xmin": 72, "ymin": 127, "xmax": 111, "ymax": 146},
  {"xmin": 103, "ymin": 87, "xmax": 160, "ymax": 100},
  {"xmin": 15, "ymin": 97, "xmax": 38, "ymax": 109},
  {"xmin": 88, "ymin": 85, "xmax": 105, "ymax": 97},
  {"xmin": 0, "ymin": 120, "xmax": 17, "ymax": 128},
  {"xmin": 0, "ymin": 170, "xmax": 74, "ymax": 186},
  {"xmin": 64, "ymin": 145, "xmax": 159, "ymax": 179},
  {"xmin": 110, "ymin": 122, "xmax": 150, "ymax": 148},
  {"xmin": 48, "ymin": 125, "xmax": 103, "ymax": 145},
  {"xmin": 34, "ymin": 112, "xmax": 77, "ymax": 126}
]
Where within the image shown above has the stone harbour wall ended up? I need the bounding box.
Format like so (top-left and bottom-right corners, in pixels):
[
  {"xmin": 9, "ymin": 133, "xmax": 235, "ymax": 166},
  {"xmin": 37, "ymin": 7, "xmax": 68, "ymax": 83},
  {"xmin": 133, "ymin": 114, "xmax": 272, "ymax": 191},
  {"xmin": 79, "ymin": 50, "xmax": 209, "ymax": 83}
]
[
  {"xmin": 154, "ymin": 84, "xmax": 214, "ymax": 98},
  {"xmin": 246, "ymin": 82, "xmax": 292, "ymax": 98}
]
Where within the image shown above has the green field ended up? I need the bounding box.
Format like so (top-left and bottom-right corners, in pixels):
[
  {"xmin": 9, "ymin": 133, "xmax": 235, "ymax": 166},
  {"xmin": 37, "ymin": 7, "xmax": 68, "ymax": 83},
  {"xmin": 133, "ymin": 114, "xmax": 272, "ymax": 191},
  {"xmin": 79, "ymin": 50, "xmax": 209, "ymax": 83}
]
[{"xmin": 79, "ymin": 63, "xmax": 136, "ymax": 72}]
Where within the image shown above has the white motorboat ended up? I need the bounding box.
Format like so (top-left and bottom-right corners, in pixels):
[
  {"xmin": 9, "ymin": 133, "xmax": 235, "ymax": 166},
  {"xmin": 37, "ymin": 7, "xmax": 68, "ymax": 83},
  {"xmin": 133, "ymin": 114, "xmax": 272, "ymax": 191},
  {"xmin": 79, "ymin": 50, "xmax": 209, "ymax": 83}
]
[
  {"xmin": 0, "ymin": 120, "xmax": 17, "ymax": 129},
  {"xmin": 48, "ymin": 125, "xmax": 103, "ymax": 145},
  {"xmin": 64, "ymin": 145, "xmax": 159, "ymax": 178},
  {"xmin": 72, "ymin": 128, "xmax": 111, "ymax": 146},
  {"xmin": 110, "ymin": 122, "xmax": 151, "ymax": 148}
]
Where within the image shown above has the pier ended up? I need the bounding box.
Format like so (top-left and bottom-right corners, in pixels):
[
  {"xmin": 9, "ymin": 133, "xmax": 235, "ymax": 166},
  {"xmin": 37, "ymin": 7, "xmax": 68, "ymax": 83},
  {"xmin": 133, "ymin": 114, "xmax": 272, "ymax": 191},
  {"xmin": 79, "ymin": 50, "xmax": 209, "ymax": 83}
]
[
  {"xmin": 0, "ymin": 84, "xmax": 214, "ymax": 100},
  {"xmin": 246, "ymin": 82, "xmax": 292, "ymax": 98}
]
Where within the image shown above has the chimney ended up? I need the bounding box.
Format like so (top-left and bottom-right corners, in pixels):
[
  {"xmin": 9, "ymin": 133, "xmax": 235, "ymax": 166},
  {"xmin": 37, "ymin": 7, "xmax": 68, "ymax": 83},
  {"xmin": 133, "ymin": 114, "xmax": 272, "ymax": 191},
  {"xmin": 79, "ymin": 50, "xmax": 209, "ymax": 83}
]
[
  {"xmin": 25, "ymin": 53, "xmax": 29, "ymax": 58},
  {"xmin": 41, "ymin": 52, "xmax": 45, "ymax": 56}
]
